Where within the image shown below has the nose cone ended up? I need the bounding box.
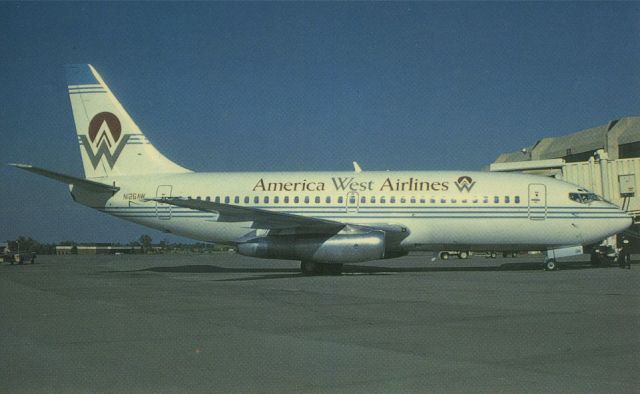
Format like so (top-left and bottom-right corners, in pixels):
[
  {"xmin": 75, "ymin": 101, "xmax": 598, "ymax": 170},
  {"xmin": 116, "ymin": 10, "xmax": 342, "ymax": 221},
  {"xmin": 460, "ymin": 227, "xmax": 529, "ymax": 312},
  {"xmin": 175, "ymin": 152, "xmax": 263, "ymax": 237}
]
[{"xmin": 609, "ymin": 205, "xmax": 633, "ymax": 234}]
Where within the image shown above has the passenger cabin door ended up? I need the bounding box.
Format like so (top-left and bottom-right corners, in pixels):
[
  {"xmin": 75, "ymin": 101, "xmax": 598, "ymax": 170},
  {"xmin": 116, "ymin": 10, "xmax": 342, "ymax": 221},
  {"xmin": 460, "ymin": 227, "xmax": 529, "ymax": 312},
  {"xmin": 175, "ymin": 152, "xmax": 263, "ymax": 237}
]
[
  {"xmin": 528, "ymin": 183, "xmax": 547, "ymax": 220},
  {"xmin": 155, "ymin": 185, "xmax": 173, "ymax": 220},
  {"xmin": 346, "ymin": 191, "xmax": 359, "ymax": 214}
]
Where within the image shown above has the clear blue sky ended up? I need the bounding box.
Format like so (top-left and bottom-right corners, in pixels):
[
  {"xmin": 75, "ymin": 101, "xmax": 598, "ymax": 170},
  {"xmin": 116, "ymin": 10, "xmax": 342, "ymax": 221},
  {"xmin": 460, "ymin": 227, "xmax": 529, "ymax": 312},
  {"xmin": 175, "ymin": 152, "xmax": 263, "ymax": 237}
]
[{"xmin": 1, "ymin": 2, "xmax": 639, "ymax": 244}]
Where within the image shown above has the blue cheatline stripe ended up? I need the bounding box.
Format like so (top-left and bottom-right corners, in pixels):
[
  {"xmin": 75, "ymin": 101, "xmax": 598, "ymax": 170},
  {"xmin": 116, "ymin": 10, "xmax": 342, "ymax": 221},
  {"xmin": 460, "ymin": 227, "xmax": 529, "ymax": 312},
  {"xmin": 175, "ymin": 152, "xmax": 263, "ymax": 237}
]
[
  {"xmin": 99, "ymin": 210, "xmax": 626, "ymax": 220},
  {"xmin": 101, "ymin": 204, "xmax": 618, "ymax": 212},
  {"xmin": 69, "ymin": 91, "xmax": 106, "ymax": 95}
]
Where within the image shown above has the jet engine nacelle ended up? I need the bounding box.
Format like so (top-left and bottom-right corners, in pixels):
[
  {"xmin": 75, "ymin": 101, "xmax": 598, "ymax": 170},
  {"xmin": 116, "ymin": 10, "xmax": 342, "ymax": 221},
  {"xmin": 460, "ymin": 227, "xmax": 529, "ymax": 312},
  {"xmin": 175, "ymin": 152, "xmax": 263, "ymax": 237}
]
[{"xmin": 237, "ymin": 232, "xmax": 386, "ymax": 263}]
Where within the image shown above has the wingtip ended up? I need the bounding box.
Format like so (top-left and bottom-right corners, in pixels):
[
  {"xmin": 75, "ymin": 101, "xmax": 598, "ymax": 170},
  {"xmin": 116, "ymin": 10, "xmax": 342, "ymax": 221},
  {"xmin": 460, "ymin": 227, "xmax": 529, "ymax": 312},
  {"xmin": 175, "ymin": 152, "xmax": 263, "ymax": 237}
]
[{"xmin": 8, "ymin": 163, "xmax": 31, "ymax": 169}]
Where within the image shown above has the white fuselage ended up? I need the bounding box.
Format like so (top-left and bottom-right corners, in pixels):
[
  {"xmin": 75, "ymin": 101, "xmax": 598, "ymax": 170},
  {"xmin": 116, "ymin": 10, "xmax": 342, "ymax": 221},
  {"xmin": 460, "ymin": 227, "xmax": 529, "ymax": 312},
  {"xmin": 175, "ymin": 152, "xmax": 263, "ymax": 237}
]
[{"xmin": 72, "ymin": 170, "xmax": 631, "ymax": 254}]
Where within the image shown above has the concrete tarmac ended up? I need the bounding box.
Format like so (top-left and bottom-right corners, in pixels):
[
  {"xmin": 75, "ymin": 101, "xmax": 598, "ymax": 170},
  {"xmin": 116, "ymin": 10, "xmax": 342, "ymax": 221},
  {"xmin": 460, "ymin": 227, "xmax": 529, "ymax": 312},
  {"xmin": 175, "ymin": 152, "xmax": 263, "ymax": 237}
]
[{"xmin": 1, "ymin": 253, "xmax": 639, "ymax": 393}]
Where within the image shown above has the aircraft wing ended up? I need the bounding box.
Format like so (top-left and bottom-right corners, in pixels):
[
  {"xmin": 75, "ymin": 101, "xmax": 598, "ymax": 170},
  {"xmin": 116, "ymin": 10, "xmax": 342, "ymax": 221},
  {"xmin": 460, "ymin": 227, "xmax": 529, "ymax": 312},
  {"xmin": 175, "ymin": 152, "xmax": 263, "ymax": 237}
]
[{"xmin": 147, "ymin": 197, "xmax": 346, "ymax": 233}]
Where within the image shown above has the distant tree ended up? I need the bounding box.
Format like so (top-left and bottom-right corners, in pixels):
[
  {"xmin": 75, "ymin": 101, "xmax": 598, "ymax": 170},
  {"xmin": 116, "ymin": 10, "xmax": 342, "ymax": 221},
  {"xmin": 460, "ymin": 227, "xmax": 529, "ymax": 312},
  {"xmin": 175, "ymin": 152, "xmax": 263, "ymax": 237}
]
[{"xmin": 138, "ymin": 234, "xmax": 153, "ymax": 254}]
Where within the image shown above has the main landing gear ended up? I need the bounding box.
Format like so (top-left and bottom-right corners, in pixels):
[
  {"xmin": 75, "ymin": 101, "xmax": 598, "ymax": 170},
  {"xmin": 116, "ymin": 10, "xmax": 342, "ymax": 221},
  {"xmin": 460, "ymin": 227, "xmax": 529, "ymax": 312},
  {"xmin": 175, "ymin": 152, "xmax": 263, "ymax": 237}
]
[{"xmin": 300, "ymin": 261, "xmax": 343, "ymax": 276}]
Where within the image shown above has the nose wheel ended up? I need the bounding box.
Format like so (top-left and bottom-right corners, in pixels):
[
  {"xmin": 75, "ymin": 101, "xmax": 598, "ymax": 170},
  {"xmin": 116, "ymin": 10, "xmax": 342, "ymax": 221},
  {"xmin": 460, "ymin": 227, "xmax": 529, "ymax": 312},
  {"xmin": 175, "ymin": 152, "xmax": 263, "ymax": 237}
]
[{"xmin": 544, "ymin": 258, "xmax": 558, "ymax": 271}]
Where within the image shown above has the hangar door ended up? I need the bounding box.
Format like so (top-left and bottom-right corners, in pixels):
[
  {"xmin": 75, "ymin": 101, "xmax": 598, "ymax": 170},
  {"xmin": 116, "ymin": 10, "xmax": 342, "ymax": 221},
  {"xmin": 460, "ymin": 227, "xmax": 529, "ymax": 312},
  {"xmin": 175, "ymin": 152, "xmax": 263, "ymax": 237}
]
[{"xmin": 528, "ymin": 183, "xmax": 547, "ymax": 220}]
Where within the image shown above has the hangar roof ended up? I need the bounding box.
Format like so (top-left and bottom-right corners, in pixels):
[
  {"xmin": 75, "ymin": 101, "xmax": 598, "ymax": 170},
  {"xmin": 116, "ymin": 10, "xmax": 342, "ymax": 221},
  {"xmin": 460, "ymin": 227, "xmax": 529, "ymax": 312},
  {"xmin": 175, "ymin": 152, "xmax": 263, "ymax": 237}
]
[{"xmin": 494, "ymin": 116, "xmax": 640, "ymax": 163}]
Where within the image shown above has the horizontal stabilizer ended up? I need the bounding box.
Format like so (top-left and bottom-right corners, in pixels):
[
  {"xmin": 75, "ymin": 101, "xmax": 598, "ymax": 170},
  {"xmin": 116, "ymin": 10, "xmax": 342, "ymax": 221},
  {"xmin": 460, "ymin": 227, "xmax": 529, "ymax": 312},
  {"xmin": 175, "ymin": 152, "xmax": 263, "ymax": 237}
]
[{"xmin": 9, "ymin": 163, "xmax": 119, "ymax": 193}]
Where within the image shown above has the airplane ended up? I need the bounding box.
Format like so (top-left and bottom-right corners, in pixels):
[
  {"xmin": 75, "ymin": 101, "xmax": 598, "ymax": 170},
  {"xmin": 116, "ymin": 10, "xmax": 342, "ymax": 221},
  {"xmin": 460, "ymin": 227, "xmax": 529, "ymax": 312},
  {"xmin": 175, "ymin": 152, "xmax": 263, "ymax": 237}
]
[{"xmin": 11, "ymin": 64, "xmax": 632, "ymax": 274}]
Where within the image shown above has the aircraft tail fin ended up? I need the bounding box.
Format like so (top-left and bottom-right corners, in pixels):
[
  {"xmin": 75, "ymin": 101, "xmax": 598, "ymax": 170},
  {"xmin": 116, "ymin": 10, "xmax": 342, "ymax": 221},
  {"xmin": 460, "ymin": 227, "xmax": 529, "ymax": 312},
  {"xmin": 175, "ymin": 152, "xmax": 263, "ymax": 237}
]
[{"xmin": 65, "ymin": 64, "xmax": 190, "ymax": 179}]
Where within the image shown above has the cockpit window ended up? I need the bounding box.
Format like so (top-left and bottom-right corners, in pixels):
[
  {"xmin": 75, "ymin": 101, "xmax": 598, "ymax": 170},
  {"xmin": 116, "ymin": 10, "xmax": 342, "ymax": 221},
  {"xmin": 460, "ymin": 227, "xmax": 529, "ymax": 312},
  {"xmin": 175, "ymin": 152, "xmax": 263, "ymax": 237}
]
[{"xmin": 569, "ymin": 192, "xmax": 601, "ymax": 204}]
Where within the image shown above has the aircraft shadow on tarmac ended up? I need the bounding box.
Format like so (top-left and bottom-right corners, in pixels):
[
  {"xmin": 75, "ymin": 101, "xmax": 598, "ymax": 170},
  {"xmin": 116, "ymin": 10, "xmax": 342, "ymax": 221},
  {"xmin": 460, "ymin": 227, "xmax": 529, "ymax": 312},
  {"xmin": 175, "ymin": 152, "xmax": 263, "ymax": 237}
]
[{"xmin": 105, "ymin": 260, "xmax": 617, "ymax": 281}]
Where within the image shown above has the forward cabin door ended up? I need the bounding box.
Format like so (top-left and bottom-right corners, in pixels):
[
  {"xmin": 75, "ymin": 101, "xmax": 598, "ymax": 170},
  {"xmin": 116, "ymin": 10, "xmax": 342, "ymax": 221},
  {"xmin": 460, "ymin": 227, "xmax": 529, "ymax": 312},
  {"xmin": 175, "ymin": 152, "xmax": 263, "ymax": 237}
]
[
  {"xmin": 156, "ymin": 185, "xmax": 173, "ymax": 220},
  {"xmin": 528, "ymin": 184, "xmax": 547, "ymax": 220}
]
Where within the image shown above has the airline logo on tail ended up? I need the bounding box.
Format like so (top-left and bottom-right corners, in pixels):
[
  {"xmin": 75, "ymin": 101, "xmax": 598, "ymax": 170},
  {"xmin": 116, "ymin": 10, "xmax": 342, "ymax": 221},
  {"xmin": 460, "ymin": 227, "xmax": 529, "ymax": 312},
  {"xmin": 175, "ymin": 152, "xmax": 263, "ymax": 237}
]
[{"xmin": 79, "ymin": 112, "xmax": 131, "ymax": 169}]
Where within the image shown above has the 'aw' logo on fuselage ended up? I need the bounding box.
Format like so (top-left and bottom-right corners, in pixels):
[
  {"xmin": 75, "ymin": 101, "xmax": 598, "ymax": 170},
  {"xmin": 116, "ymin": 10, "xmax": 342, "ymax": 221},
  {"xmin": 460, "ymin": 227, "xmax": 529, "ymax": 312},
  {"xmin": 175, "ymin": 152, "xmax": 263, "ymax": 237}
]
[
  {"xmin": 454, "ymin": 176, "xmax": 476, "ymax": 192},
  {"xmin": 80, "ymin": 112, "xmax": 131, "ymax": 169}
]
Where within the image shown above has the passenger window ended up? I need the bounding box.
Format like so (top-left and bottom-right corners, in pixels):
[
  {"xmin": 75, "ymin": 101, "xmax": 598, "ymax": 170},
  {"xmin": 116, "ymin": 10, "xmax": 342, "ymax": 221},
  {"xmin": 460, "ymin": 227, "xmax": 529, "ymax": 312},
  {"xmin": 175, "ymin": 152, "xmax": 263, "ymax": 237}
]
[
  {"xmin": 494, "ymin": 196, "xmax": 499, "ymax": 204},
  {"xmin": 390, "ymin": 196, "xmax": 396, "ymax": 204},
  {"xmin": 515, "ymin": 196, "xmax": 520, "ymax": 204},
  {"xmin": 461, "ymin": 199, "xmax": 467, "ymax": 203},
  {"xmin": 472, "ymin": 198, "xmax": 478, "ymax": 203},
  {"xmin": 505, "ymin": 196, "xmax": 510, "ymax": 203},
  {"xmin": 294, "ymin": 196, "xmax": 300, "ymax": 204},
  {"xmin": 380, "ymin": 196, "xmax": 386, "ymax": 204},
  {"xmin": 483, "ymin": 196, "xmax": 489, "ymax": 204},
  {"xmin": 244, "ymin": 196, "xmax": 250, "ymax": 204},
  {"xmin": 234, "ymin": 196, "xmax": 239, "ymax": 204},
  {"xmin": 430, "ymin": 198, "xmax": 436, "ymax": 204},
  {"xmin": 315, "ymin": 196, "xmax": 320, "ymax": 204},
  {"xmin": 338, "ymin": 196, "xmax": 344, "ymax": 204},
  {"xmin": 274, "ymin": 196, "xmax": 279, "ymax": 204},
  {"xmin": 196, "ymin": 196, "xmax": 201, "ymax": 200},
  {"xmin": 419, "ymin": 198, "xmax": 425, "ymax": 204},
  {"xmin": 400, "ymin": 197, "xmax": 406, "ymax": 203},
  {"xmin": 264, "ymin": 196, "xmax": 269, "ymax": 204},
  {"xmin": 215, "ymin": 196, "xmax": 221, "ymax": 203},
  {"xmin": 325, "ymin": 196, "xmax": 331, "ymax": 204},
  {"xmin": 254, "ymin": 196, "xmax": 259, "ymax": 204},
  {"xmin": 205, "ymin": 196, "xmax": 210, "ymax": 202},
  {"xmin": 451, "ymin": 198, "xmax": 457, "ymax": 203},
  {"xmin": 440, "ymin": 198, "xmax": 446, "ymax": 203},
  {"xmin": 284, "ymin": 196, "xmax": 289, "ymax": 203},
  {"xmin": 370, "ymin": 196, "xmax": 376, "ymax": 203},
  {"xmin": 224, "ymin": 196, "xmax": 230, "ymax": 204},
  {"xmin": 360, "ymin": 196, "xmax": 366, "ymax": 204},
  {"xmin": 304, "ymin": 196, "xmax": 310, "ymax": 204}
]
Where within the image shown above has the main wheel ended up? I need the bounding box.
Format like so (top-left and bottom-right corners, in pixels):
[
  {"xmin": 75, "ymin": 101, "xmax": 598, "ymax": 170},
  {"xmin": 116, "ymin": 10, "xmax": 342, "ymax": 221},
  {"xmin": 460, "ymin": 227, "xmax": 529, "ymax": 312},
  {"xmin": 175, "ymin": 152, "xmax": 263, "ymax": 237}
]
[
  {"xmin": 544, "ymin": 259, "xmax": 557, "ymax": 271},
  {"xmin": 324, "ymin": 263, "xmax": 343, "ymax": 275},
  {"xmin": 490, "ymin": 252, "xmax": 497, "ymax": 259},
  {"xmin": 300, "ymin": 261, "xmax": 343, "ymax": 275},
  {"xmin": 301, "ymin": 261, "xmax": 319, "ymax": 275},
  {"xmin": 440, "ymin": 252, "xmax": 449, "ymax": 260},
  {"xmin": 459, "ymin": 251, "xmax": 469, "ymax": 259}
]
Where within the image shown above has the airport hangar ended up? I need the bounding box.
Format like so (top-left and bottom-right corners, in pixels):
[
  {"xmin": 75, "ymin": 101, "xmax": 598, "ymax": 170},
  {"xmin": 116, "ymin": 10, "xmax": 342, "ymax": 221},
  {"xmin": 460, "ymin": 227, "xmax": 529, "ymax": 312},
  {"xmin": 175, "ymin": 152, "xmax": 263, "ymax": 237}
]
[{"xmin": 490, "ymin": 116, "xmax": 640, "ymax": 251}]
